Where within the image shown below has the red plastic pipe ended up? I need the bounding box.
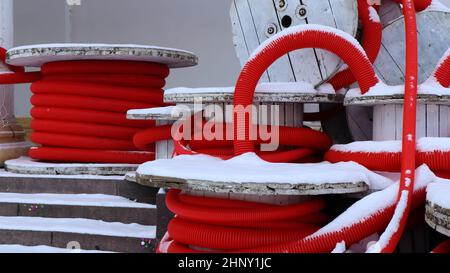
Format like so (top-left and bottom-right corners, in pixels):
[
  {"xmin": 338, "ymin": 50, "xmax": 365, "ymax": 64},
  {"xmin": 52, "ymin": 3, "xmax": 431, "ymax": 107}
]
[{"xmin": 232, "ymin": 26, "xmax": 378, "ymax": 155}]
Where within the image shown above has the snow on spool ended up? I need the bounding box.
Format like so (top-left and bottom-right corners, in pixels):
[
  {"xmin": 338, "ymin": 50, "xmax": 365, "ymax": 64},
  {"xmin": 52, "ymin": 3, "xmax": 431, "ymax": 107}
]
[
  {"xmin": 5, "ymin": 44, "xmax": 198, "ymax": 175},
  {"xmin": 426, "ymin": 181, "xmax": 450, "ymax": 237}
]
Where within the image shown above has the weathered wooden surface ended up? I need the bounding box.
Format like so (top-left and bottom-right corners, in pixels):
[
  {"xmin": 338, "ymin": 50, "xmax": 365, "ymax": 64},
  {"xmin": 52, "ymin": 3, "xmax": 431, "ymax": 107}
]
[
  {"xmin": 345, "ymin": 94, "xmax": 450, "ymax": 106},
  {"xmin": 135, "ymin": 173, "xmax": 368, "ymax": 196},
  {"xmin": 425, "ymin": 201, "xmax": 450, "ymax": 237},
  {"xmin": 6, "ymin": 44, "xmax": 198, "ymax": 68},
  {"xmin": 0, "ymin": 169, "xmax": 157, "ymax": 203},
  {"xmin": 165, "ymin": 91, "xmax": 344, "ymax": 104},
  {"xmin": 372, "ymin": 104, "xmax": 450, "ymax": 140},
  {"xmin": 374, "ymin": 11, "xmax": 450, "ymax": 85},
  {"xmin": 5, "ymin": 157, "xmax": 138, "ymax": 176},
  {"xmin": 230, "ymin": 0, "xmax": 358, "ymax": 85}
]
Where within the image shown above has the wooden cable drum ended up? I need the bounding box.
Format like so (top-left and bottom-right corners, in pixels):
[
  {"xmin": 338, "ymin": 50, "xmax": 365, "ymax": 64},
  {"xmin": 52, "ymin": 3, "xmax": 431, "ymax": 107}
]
[
  {"xmin": 230, "ymin": 0, "xmax": 358, "ymax": 85},
  {"xmin": 375, "ymin": 9, "xmax": 450, "ymax": 85}
]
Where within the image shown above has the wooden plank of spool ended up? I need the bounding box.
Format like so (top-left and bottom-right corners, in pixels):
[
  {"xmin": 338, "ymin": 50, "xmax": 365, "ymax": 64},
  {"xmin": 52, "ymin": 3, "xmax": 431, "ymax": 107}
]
[
  {"xmin": 135, "ymin": 172, "xmax": 368, "ymax": 196},
  {"xmin": 5, "ymin": 157, "xmax": 137, "ymax": 176},
  {"xmin": 230, "ymin": 0, "xmax": 358, "ymax": 86},
  {"xmin": 374, "ymin": 11, "xmax": 450, "ymax": 85},
  {"xmin": 425, "ymin": 201, "xmax": 450, "ymax": 237},
  {"xmin": 6, "ymin": 44, "xmax": 198, "ymax": 68}
]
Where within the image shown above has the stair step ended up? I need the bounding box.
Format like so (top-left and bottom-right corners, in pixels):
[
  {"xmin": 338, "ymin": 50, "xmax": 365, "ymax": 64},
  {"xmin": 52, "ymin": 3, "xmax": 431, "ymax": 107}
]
[
  {"xmin": 0, "ymin": 192, "xmax": 156, "ymax": 225},
  {"xmin": 0, "ymin": 244, "xmax": 110, "ymax": 253},
  {"xmin": 0, "ymin": 216, "xmax": 156, "ymax": 253},
  {"xmin": 0, "ymin": 169, "xmax": 158, "ymax": 203}
]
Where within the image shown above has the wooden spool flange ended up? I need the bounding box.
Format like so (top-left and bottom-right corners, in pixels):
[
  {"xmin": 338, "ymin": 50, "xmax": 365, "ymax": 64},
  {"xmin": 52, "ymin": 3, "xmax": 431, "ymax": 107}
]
[
  {"xmin": 425, "ymin": 183, "xmax": 450, "ymax": 237},
  {"xmin": 5, "ymin": 156, "xmax": 138, "ymax": 176},
  {"xmin": 135, "ymin": 156, "xmax": 370, "ymax": 198},
  {"xmin": 375, "ymin": 10, "xmax": 450, "ymax": 85},
  {"xmin": 4, "ymin": 44, "xmax": 198, "ymax": 175},
  {"xmin": 230, "ymin": 0, "xmax": 358, "ymax": 85}
]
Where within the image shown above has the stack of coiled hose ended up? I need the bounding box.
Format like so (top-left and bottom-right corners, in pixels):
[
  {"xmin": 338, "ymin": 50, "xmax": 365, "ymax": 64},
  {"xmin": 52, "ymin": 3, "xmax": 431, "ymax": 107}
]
[{"xmin": 0, "ymin": 55, "xmax": 174, "ymax": 164}]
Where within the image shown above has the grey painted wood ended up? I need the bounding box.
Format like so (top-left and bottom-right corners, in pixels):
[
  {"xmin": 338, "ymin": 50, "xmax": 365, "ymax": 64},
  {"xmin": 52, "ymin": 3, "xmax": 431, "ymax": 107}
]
[
  {"xmin": 230, "ymin": 0, "xmax": 358, "ymax": 85},
  {"xmin": 374, "ymin": 11, "xmax": 450, "ymax": 85},
  {"xmin": 6, "ymin": 44, "xmax": 198, "ymax": 68},
  {"xmin": 0, "ymin": 203, "xmax": 156, "ymax": 225}
]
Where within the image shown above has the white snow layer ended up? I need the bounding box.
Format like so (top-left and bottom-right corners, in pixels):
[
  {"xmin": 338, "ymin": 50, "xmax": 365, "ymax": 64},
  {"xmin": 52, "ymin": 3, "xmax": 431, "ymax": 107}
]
[
  {"xmin": 368, "ymin": 6, "xmax": 381, "ymax": 23},
  {"xmin": 137, "ymin": 153, "xmax": 396, "ymax": 188},
  {"xmin": 0, "ymin": 216, "xmax": 155, "ymax": 239},
  {"xmin": 366, "ymin": 190, "xmax": 410, "ymax": 253},
  {"xmin": 309, "ymin": 165, "xmax": 436, "ymax": 239},
  {"xmin": 427, "ymin": 178, "xmax": 450, "ymax": 209},
  {"xmin": 165, "ymin": 82, "xmax": 318, "ymax": 95},
  {"xmin": 249, "ymin": 24, "xmax": 366, "ymax": 61},
  {"xmin": 0, "ymin": 192, "xmax": 155, "ymax": 208},
  {"xmin": 0, "ymin": 244, "xmax": 111, "ymax": 253},
  {"xmin": 127, "ymin": 106, "xmax": 177, "ymax": 117},
  {"xmin": 330, "ymin": 137, "xmax": 450, "ymax": 153},
  {"xmin": 346, "ymin": 77, "xmax": 450, "ymax": 98}
]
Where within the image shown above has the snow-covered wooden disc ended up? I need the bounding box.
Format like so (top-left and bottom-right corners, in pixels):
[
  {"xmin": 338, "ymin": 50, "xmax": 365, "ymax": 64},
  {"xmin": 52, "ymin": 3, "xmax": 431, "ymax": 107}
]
[
  {"xmin": 135, "ymin": 154, "xmax": 370, "ymax": 196},
  {"xmin": 425, "ymin": 183, "xmax": 450, "ymax": 237},
  {"xmin": 230, "ymin": 0, "xmax": 357, "ymax": 85},
  {"xmin": 5, "ymin": 156, "xmax": 138, "ymax": 176},
  {"xmin": 374, "ymin": 10, "xmax": 450, "ymax": 85},
  {"xmin": 164, "ymin": 85, "xmax": 344, "ymax": 104},
  {"xmin": 6, "ymin": 43, "xmax": 198, "ymax": 68}
]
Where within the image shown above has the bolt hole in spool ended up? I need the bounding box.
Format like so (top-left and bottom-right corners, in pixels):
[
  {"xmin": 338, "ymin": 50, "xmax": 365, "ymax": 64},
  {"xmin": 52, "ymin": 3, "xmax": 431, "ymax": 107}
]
[{"xmin": 281, "ymin": 15, "xmax": 293, "ymax": 28}]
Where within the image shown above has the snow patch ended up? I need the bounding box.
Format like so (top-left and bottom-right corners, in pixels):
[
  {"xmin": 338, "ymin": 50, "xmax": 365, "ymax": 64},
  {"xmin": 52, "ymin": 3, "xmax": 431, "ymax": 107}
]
[
  {"xmin": 368, "ymin": 6, "xmax": 381, "ymax": 23},
  {"xmin": 137, "ymin": 153, "xmax": 375, "ymax": 186},
  {"xmin": 0, "ymin": 216, "xmax": 155, "ymax": 239},
  {"xmin": 249, "ymin": 24, "xmax": 366, "ymax": 61},
  {"xmin": 427, "ymin": 177, "xmax": 450, "ymax": 209},
  {"xmin": 310, "ymin": 165, "xmax": 435, "ymax": 239}
]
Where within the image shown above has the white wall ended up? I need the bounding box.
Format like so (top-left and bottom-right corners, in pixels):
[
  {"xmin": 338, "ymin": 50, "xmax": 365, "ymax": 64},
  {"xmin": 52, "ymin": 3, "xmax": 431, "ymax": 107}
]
[
  {"xmin": 12, "ymin": 0, "xmax": 450, "ymax": 117},
  {"xmin": 13, "ymin": 0, "xmax": 241, "ymax": 117}
]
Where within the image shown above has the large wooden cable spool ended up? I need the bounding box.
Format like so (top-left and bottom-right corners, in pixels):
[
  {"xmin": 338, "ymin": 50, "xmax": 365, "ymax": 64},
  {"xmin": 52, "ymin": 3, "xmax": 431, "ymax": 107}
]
[
  {"xmin": 347, "ymin": 4, "xmax": 450, "ymax": 141},
  {"xmin": 230, "ymin": 0, "xmax": 358, "ymax": 85},
  {"xmin": 230, "ymin": 0, "xmax": 358, "ymax": 143}
]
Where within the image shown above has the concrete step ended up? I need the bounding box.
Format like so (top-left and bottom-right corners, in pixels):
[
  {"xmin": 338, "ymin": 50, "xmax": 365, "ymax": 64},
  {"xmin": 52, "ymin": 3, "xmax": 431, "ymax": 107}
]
[
  {"xmin": 0, "ymin": 169, "xmax": 158, "ymax": 204},
  {"xmin": 0, "ymin": 216, "xmax": 156, "ymax": 253},
  {"xmin": 0, "ymin": 192, "xmax": 156, "ymax": 225},
  {"xmin": 0, "ymin": 244, "xmax": 110, "ymax": 253}
]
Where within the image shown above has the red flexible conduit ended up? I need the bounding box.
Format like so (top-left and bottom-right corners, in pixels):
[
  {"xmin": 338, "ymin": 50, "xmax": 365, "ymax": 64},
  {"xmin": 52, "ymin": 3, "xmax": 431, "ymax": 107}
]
[
  {"xmin": 163, "ymin": 0, "xmax": 429, "ymax": 253},
  {"xmin": 25, "ymin": 60, "xmax": 172, "ymax": 163},
  {"xmin": 162, "ymin": 24, "xmax": 382, "ymax": 253}
]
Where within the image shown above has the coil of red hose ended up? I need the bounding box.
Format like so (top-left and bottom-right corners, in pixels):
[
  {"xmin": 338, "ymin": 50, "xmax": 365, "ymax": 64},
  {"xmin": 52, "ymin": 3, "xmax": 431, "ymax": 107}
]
[{"xmin": 28, "ymin": 60, "xmax": 171, "ymax": 163}]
